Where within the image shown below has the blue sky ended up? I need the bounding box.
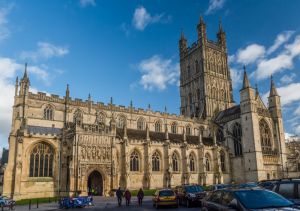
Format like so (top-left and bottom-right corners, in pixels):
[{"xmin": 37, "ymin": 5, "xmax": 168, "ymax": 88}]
[{"xmin": 0, "ymin": 0, "xmax": 300, "ymax": 150}]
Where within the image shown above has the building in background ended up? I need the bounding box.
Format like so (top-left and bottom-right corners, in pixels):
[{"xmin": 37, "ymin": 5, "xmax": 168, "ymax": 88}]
[{"xmin": 3, "ymin": 17, "xmax": 287, "ymax": 200}]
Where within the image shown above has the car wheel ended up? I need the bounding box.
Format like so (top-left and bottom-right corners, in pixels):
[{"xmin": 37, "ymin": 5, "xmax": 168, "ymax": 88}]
[{"xmin": 186, "ymin": 199, "xmax": 190, "ymax": 208}]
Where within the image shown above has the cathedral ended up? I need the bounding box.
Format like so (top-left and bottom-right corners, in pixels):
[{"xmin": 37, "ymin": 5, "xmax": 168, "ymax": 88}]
[{"xmin": 3, "ymin": 17, "xmax": 287, "ymax": 200}]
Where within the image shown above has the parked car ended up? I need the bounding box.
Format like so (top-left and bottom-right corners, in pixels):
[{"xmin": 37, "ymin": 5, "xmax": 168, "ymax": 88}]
[
  {"xmin": 201, "ymin": 188, "xmax": 297, "ymax": 211},
  {"xmin": 235, "ymin": 182, "xmax": 259, "ymax": 189},
  {"xmin": 257, "ymin": 179, "xmax": 279, "ymax": 190},
  {"xmin": 0, "ymin": 196, "xmax": 16, "ymax": 210},
  {"xmin": 210, "ymin": 184, "xmax": 231, "ymax": 191},
  {"xmin": 175, "ymin": 184, "xmax": 206, "ymax": 207},
  {"xmin": 152, "ymin": 189, "xmax": 178, "ymax": 209},
  {"xmin": 272, "ymin": 178, "xmax": 300, "ymax": 206}
]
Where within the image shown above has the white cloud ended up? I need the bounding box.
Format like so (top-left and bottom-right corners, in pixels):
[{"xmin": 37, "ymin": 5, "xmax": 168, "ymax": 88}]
[
  {"xmin": 236, "ymin": 44, "xmax": 265, "ymax": 65},
  {"xmin": 0, "ymin": 3, "xmax": 13, "ymax": 41},
  {"xmin": 295, "ymin": 125, "xmax": 300, "ymax": 135},
  {"xmin": 254, "ymin": 54, "xmax": 293, "ymax": 80},
  {"xmin": 0, "ymin": 57, "xmax": 52, "ymax": 149},
  {"xmin": 132, "ymin": 6, "xmax": 170, "ymax": 31},
  {"xmin": 20, "ymin": 42, "xmax": 69, "ymax": 61},
  {"xmin": 230, "ymin": 68, "xmax": 242, "ymax": 88},
  {"xmin": 262, "ymin": 83, "xmax": 300, "ymax": 106},
  {"xmin": 267, "ymin": 31, "xmax": 294, "ymax": 54},
  {"xmin": 295, "ymin": 105, "xmax": 300, "ymax": 116},
  {"xmin": 280, "ymin": 73, "xmax": 296, "ymax": 84},
  {"xmin": 79, "ymin": 0, "xmax": 96, "ymax": 7},
  {"xmin": 205, "ymin": 0, "xmax": 226, "ymax": 15},
  {"xmin": 137, "ymin": 55, "xmax": 179, "ymax": 91}
]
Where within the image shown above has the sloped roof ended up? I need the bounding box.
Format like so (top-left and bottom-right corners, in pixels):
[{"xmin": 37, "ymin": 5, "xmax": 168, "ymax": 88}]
[{"xmin": 214, "ymin": 105, "xmax": 241, "ymax": 124}]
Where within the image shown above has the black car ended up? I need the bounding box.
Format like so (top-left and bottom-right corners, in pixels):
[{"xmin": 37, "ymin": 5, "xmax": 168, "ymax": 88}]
[
  {"xmin": 201, "ymin": 188, "xmax": 298, "ymax": 211},
  {"xmin": 175, "ymin": 184, "xmax": 206, "ymax": 207},
  {"xmin": 272, "ymin": 179, "xmax": 300, "ymax": 206}
]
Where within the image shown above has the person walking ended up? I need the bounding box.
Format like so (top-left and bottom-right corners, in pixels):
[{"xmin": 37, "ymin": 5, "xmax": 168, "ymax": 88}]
[
  {"xmin": 116, "ymin": 187, "xmax": 123, "ymax": 207},
  {"xmin": 124, "ymin": 189, "xmax": 131, "ymax": 206},
  {"xmin": 137, "ymin": 188, "xmax": 144, "ymax": 206}
]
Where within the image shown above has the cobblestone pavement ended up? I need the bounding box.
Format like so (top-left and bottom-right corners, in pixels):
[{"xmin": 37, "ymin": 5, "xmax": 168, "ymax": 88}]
[{"xmin": 14, "ymin": 196, "xmax": 200, "ymax": 211}]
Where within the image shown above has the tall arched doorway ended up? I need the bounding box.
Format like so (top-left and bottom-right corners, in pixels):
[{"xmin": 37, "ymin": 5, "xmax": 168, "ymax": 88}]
[{"xmin": 87, "ymin": 170, "xmax": 103, "ymax": 196}]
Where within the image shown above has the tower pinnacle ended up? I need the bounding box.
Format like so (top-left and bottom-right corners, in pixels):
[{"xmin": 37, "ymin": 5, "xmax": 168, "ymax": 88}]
[
  {"xmin": 242, "ymin": 65, "xmax": 250, "ymax": 89},
  {"xmin": 269, "ymin": 75, "xmax": 279, "ymax": 96}
]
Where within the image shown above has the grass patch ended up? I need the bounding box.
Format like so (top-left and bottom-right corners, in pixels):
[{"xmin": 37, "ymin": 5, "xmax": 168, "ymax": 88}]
[
  {"xmin": 130, "ymin": 189, "xmax": 156, "ymax": 196},
  {"xmin": 16, "ymin": 197, "xmax": 58, "ymax": 206}
]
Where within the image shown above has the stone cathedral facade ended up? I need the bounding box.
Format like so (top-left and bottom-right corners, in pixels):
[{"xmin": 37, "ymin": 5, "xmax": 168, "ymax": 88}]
[{"xmin": 3, "ymin": 18, "xmax": 287, "ymax": 200}]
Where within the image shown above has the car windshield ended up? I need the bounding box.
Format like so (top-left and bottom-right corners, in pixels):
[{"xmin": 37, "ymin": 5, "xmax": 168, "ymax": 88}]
[
  {"xmin": 238, "ymin": 183, "xmax": 257, "ymax": 188},
  {"xmin": 216, "ymin": 184, "xmax": 229, "ymax": 189},
  {"xmin": 234, "ymin": 189, "xmax": 294, "ymax": 209},
  {"xmin": 185, "ymin": 185, "xmax": 203, "ymax": 193},
  {"xmin": 159, "ymin": 190, "xmax": 174, "ymax": 196}
]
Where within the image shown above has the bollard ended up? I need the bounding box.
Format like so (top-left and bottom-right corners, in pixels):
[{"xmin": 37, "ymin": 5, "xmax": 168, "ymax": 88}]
[
  {"xmin": 29, "ymin": 199, "xmax": 31, "ymax": 210},
  {"xmin": 37, "ymin": 199, "xmax": 39, "ymax": 208}
]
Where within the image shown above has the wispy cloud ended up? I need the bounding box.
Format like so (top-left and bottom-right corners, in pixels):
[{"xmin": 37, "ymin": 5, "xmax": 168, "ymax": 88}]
[
  {"xmin": 230, "ymin": 67, "xmax": 243, "ymax": 88},
  {"xmin": 267, "ymin": 31, "xmax": 294, "ymax": 55},
  {"xmin": 205, "ymin": 0, "xmax": 226, "ymax": 15},
  {"xmin": 20, "ymin": 42, "xmax": 69, "ymax": 61},
  {"xmin": 280, "ymin": 73, "xmax": 296, "ymax": 84},
  {"xmin": 136, "ymin": 55, "xmax": 179, "ymax": 91},
  {"xmin": 236, "ymin": 44, "xmax": 265, "ymax": 65},
  {"xmin": 0, "ymin": 57, "xmax": 53, "ymax": 147},
  {"xmin": 79, "ymin": 0, "xmax": 96, "ymax": 7},
  {"xmin": 0, "ymin": 3, "xmax": 14, "ymax": 41},
  {"xmin": 132, "ymin": 6, "xmax": 171, "ymax": 31}
]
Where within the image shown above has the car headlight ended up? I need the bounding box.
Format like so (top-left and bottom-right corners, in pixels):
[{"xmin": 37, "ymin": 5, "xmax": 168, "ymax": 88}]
[{"xmin": 188, "ymin": 193, "xmax": 196, "ymax": 198}]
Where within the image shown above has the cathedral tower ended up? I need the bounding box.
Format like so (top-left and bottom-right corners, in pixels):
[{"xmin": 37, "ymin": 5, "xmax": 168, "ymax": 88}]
[{"xmin": 179, "ymin": 17, "xmax": 234, "ymax": 119}]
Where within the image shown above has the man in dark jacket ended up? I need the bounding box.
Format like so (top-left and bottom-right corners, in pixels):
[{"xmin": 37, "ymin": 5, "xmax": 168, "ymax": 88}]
[
  {"xmin": 116, "ymin": 187, "xmax": 123, "ymax": 206},
  {"xmin": 137, "ymin": 188, "xmax": 144, "ymax": 206}
]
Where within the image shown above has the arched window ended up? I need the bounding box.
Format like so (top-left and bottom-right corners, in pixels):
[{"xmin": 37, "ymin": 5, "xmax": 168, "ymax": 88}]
[
  {"xmin": 130, "ymin": 151, "xmax": 139, "ymax": 171},
  {"xmin": 95, "ymin": 112, "xmax": 105, "ymax": 124},
  {"xmin": 155, "ymin": 120, "xmax": 162, "ymax": 132},
  {"xmin": 137, "ymin": 117, "xmax": 146, "ymax": 130},
  {"xmin": 152, "ymin": 152, "xmax": 160, "ymax": 171},
  {"xmin": 29, "ymin": 142, "xmax": 54, "ymax": 177},
  {"xmin": 260, "ymin": 120, "xmax": 272, "ymax": 152},
  {"xmin": 220, "ymin": 151, "xmax": 226, "ymax": 172},
  {"xmin": 233, "ymin": 123, "xmax": 242, "ymax": 156},
  {"xmin": 171, "ymin": 122, "xmax": 178, "ymax": 134},
  {"xmin": 44, "ymin": 105, "xmax": 53, "ymax": 120},
  {"xmin": 73, "ymin": 109, "xmax": 83, "ymax": 125},
  {"xmin": 172, "ymin": 153, "xmax": 179, "ymax": 172},
  {"xmin": 189, "ymin": 153, "xmax": 196, "ymax": 172},
  {"xmin": 117, "ymin": 115, "xmax": 126, "ymax": 128},
  {"xmin": 216, "ymin": 128, "xmax": 225, "ymax": 143},
  {"xmin": 186, "ymin": 125, "xmax": 192, "ymax": 136},
  {"xmin": 205, "ymin": 154, "xmax": 211, "ymax": 172}
]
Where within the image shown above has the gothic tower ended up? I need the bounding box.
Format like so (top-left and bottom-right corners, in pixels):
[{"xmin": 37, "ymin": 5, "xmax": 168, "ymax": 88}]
[{"xmin": 179, "ymin": 17, "xmax": 234, "ymax": 119}]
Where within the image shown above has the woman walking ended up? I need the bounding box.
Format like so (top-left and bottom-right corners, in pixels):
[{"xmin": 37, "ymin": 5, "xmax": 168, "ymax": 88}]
[{"xmin": 124, "ymin": 189, "xmax": 131, "ymax": 206}]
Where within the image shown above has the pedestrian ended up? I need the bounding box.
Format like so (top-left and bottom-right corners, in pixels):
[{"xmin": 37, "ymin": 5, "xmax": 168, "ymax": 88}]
[
  {"xmin": 116, "ymin": 187, "xmax": 123, "ymax": 207},
  {"xmin": 124, "ymin": 189, "xmax": 131, "ymax": 206},
  {"xmin": 137, "ymin": 188, "xmax": 144, "ymax": 206}
]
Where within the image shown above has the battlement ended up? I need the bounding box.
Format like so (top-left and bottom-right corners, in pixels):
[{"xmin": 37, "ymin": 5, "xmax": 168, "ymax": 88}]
[{"xmin": 27, "ymin": 89, "xmax": 198, "ymax": 123}]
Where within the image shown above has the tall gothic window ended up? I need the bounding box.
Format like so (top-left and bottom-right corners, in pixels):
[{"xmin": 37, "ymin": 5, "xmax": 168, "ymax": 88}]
[
  {"xmin": 95, "ymin": 112, "xmax": 105, "ymax": 124},
  {"xmin": 233, "ymin": 123, "xmax": 242, "ymax": 156},
  {"xmin": 117, "ymin": 115, "xmax": 126, "ymax": 128},
  {"xmin": 189, "ymin": 153, "xmax": 196, "ymax": 172},
  {"xmin": 220, "ymin": 151, "xmax": 226, "ymax": 172},
  {"xmin": 217, "ymin": 128, "xmax": 225, "ymax": 143},
  {"xmin": 73, "ymin": 109, "xmax": 83, "ymax": 125},
  {"xmin": 260, "ymin": 120, "xmax": 272, "ymax": 152},
  {"xmin": 155, "ymin": 120, "xmax": 162, "ymax": 132},
  {"xmin": 171, "ymin": 122, "xmax": 178, "ymax": 134},
  {"xmin": 130, "ymin": 151, "xmax": 139, "ymax": 171},
  {"xmin": 205, "ymin": 154, "xmax": 211, "ymax": 172},
  {"xmin": 29, "ymin": 142, "xmax": 54, "ymax": 177},
  {"xmin": 152, "ymin": 152, "xmax": 160, "ymax": 171},
  {"xmin": 172, "ymin": 153, "xmax": 179, "ymax": 172},
  {"xmin": 43, "ymin": 105, "xmax": 53, "ymax": 120},
  {"xmin": 186, "ymin": 125, "xmax": 191, "ymax": 136},
  {"xmin": 137, "ymin": 117, "xmax": 146, "ymax": 130}
]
